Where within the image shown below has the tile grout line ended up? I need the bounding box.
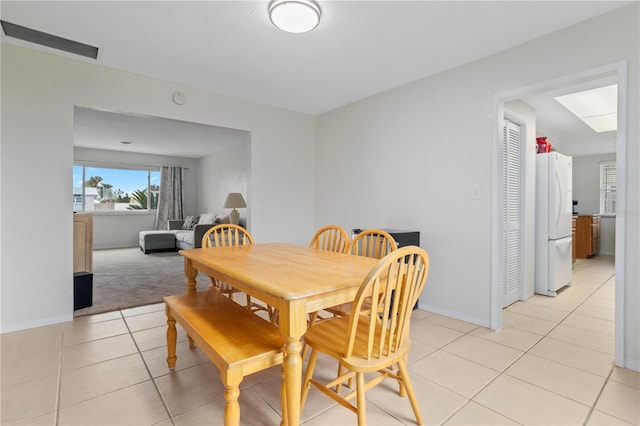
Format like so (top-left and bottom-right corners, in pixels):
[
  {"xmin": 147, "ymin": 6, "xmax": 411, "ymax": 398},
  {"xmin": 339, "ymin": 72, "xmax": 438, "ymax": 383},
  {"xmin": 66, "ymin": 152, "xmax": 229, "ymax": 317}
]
[
  {"xmin": 435, "ymin": 325, "xmax": 526, "ymax": 425},
  {"xmin": 54, "ymin": 326, "xmax": 64, "ymax": 426},
  {"xmin": 501, "ymin": 265, "xmax": 615, "ymax": 355},
  {"xmin": 404, "ymin": 317, "xmax": 527, "ymax": 425},
  {"xmin": 524, "ymin": 271, "xmax": 616, "ymax": 360},
  {"xmin": 435, "ymin": 265, "xmax": 616, "ymax": 424},
  {"xmin": 582, "ymin": 365, "xmax": 616, "ymax": 425},
  {"xmin": 495, "ymin": 269, "xmax": 616, "ymax": 420},
  {"xmin": 55, "ymin": 313, "xmax": 130, "ymax": 425},
  {"xmin": 503, "ymin": 270, "xmax": 616, "ymax": 404},
  {"xmin": 122, "ymin": 309, "xmax": 176, "ymax": 426}
]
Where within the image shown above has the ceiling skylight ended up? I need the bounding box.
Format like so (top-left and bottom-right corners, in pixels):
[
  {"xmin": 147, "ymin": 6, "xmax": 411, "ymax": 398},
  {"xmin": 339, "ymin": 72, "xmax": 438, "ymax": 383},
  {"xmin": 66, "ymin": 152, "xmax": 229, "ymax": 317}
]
[{"xmin": 554, "ymin": 84, "xmax": 617, "ymax": 133}]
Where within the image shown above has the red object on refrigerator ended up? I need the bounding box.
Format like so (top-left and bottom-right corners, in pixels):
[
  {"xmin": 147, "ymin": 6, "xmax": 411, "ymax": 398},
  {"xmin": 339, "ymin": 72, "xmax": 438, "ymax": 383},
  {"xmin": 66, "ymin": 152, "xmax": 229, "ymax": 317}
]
[{"xmin": 537, "ymin": 137, "xmax": 551, "ymax": 153}]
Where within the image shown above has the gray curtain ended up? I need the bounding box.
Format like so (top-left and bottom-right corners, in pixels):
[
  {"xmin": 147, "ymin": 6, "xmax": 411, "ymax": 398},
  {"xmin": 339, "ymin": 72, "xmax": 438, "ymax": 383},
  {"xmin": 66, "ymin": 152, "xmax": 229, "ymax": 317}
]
[{"xmin": 154, "ymin": 166, "xmax": 184, "ymax": 230}]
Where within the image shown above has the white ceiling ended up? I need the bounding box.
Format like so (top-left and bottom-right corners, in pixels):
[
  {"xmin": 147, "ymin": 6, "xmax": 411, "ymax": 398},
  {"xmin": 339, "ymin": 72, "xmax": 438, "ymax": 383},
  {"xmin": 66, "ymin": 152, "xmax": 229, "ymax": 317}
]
[
  {"xmin": 73, "ymin": 107, "xmax": 248, "ymax": 158},
  {"xmin": 520, "ymin": 74, "xmax": 619, "ymax": 157},
  {"xmin": 1, "ymin": 1, "xmax": 628, "ymax": 157}
]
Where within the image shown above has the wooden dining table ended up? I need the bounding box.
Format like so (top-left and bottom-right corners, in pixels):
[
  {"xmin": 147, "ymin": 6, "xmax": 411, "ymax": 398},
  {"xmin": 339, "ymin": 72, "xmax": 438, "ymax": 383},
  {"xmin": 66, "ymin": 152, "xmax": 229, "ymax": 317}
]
[{"xmin": 179, "ymin": 242, "xmax": 381, "ymax": 426}]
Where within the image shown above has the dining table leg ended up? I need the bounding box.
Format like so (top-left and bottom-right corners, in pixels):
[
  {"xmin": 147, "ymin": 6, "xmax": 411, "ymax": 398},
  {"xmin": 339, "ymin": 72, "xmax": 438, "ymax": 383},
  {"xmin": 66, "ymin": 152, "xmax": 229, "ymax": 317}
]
[
  {"xmin": 165, "ymin": 304, "xmax": 177, "ymax": 369},
  {"xmin": 184, "ymin": 258, "xmax": 198, "ymax": 293},
  {"xmin": 278, "ymin": 300, "xmax": 307, "ymax": 426}
]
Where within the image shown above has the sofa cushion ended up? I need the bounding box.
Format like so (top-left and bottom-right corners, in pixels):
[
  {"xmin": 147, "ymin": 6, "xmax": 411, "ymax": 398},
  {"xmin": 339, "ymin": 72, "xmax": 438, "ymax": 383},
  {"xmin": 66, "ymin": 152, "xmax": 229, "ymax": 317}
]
[
  {"xmin": 174, "ymin": 231, "xmax": 194, "ymax": 246},
  {"xmin": 182, "ymin": 215, "xmax": 199, "ymax": 230},
  {"xmin": 198, "ymin": 213, "xmax": 216, "ymax": 225}
]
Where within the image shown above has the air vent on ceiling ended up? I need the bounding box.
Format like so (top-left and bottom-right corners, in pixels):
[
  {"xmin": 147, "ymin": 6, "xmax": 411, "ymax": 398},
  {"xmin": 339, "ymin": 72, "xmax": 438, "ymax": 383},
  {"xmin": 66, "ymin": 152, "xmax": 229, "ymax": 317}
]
[{"xmin": 1, "ymin": 20, "xmax": 98, "ymax": 59}]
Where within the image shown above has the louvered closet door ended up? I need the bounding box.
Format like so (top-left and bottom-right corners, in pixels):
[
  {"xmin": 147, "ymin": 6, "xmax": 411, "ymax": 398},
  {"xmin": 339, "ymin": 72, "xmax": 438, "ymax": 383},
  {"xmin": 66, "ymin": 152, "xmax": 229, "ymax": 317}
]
[{"xmin": 502, "ymin": 119, "xmax": 522, "ymax": 307}]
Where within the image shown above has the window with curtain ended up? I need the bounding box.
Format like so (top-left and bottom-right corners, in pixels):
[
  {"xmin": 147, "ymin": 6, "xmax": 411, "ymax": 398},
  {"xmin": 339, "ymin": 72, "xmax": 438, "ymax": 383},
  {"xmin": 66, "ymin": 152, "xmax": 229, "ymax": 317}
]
[
  {"xmin": 599, "ymin": 161, "xmax": 616, "ymax": 216},
  {"xmin": 73, "ymin": 164, "xmax": 160, "ymax": 212}
]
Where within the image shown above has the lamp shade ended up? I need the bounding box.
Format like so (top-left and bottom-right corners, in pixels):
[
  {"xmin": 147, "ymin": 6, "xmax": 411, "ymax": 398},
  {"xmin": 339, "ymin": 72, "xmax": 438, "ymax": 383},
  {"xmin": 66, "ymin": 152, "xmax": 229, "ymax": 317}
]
[{"xmin": 224, "ymin": 193, "xmax": 246, "ymax": 209}]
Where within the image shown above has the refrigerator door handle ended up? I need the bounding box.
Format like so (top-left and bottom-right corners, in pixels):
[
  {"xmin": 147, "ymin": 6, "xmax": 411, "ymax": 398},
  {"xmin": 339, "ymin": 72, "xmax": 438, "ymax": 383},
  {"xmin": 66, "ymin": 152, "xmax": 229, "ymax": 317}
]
[{"xmin": 555, "ymin": 169, "xmax": 562, "ymax": 224}]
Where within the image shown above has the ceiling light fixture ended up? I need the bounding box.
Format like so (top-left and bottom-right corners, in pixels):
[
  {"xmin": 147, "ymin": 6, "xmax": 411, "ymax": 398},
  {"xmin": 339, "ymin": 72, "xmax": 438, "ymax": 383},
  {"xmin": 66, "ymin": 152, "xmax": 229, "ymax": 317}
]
[{"xmin": 269, "ymin": 0, "xmax": 321, "ymax": 34}]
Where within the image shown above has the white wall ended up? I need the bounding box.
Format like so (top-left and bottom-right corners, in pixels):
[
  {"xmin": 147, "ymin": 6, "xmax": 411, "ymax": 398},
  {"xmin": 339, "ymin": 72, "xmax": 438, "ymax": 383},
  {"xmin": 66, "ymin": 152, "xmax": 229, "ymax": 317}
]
[
  {"xmin": 573, "ymin": 153, "xmax": 617, "ymax": 255},
  {"xmin": 316, "ymin": 71, "xmax": 496, "ymax": 326},
  {"xmin": 74, "ymin": 147, "xmax": 198, "ymax": 249},
  {"xmin": 315, "ymin": 5, "xmax": 639, "ymax": 368},
  {"xmin": 197, "ymin": 136, "xmax": 251, "ymax": 226},
  {"xmin": 600, "ymin": 217, "xmax": 616, "ymax": 256},
  {"xmin": 1, "ymin": 44, "xmax": 315, "ymax": 332}
]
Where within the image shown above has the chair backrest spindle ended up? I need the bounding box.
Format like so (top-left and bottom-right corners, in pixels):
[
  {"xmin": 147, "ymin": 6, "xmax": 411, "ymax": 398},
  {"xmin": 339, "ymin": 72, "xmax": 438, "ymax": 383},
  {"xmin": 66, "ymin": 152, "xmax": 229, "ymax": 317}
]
[
  {"xmin": 347, "ymin": 229, "xmax": 397, "ymax": 259},
  {"xmin": 344, "ymin": 247, "xmax": 429, "ymax": 360},
  {"xmin": 202, "ymin": 224, "xmax": 253, "ymax": 249},
  {"xmin": 309, "ymin": 225, "xmax": 349, "ymax": 253}
]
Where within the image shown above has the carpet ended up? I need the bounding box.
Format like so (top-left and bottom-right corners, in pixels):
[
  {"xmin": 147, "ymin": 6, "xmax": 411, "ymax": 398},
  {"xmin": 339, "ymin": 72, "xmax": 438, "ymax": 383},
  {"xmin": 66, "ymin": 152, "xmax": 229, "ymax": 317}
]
[{"xmin": 73, "ymin": 247, "xmax": 202, "ymax": 317}]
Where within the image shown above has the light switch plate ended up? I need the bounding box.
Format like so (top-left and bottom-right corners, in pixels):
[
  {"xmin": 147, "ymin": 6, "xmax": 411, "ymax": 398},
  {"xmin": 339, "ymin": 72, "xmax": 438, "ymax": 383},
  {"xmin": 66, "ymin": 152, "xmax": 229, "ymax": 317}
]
[{"xmin": 470, "ymin": 183, "xmax": 481, "ymax": 200}]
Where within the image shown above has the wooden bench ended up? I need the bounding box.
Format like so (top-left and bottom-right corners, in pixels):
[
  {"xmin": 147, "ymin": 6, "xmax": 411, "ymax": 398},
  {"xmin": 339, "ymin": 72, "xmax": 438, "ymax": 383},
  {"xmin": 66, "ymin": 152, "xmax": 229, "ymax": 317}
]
[{"xmin": 164, "ymin": 290, "xmax": 286, "ymax": 426}]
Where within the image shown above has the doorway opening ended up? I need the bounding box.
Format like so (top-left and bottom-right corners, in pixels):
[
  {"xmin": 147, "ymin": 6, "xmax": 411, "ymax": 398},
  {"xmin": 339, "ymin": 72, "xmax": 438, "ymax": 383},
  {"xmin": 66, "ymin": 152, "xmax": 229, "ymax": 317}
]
[
  {"xmin": 72, "ymin": 107, "xmax": 251, "ymax": 316},
  {"xmin": 491, "ymin": 62, "xmax": 627, "ymax": 367}
]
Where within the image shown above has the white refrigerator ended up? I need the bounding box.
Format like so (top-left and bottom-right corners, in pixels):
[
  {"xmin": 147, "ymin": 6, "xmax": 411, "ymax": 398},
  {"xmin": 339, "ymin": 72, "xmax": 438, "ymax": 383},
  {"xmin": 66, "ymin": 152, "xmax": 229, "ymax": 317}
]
[{"xmin": 535, "ymin": 152, "xmax": 573, "ymax": 296}]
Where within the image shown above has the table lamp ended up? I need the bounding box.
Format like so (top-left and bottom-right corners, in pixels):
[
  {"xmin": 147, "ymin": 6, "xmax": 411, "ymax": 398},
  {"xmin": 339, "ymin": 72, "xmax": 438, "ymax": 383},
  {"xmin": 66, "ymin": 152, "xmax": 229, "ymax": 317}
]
[{"xmin": 224, "ymin": 192, "xmax": 246, "ymax": 225}]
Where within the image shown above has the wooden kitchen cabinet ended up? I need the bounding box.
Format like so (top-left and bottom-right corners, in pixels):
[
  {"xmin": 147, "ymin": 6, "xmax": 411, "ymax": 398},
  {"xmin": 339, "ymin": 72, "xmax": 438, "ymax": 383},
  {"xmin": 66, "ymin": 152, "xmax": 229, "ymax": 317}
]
[
  {"xmin": 575, "ymin": 215, "xmax": 600, "ymax": 258},
  {"xmin": 73, "ymin": 214, "xmax": 93, "ymax": 272}
]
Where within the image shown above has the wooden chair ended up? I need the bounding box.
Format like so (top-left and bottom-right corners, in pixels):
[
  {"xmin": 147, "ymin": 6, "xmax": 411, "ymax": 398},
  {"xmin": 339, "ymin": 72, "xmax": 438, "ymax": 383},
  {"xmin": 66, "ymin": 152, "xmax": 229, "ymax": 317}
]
[
  {"xmin": 321, "ymin": 228, "xmax": 398, "ymax": 388},
  {"xmin": 306, "ymin": 225, "xmax": 350, "ymax": 327},
  {"xmin": 309, "ymin": 225, "xmax": 350, "ymax": 253},
  {"xmin": 347, "ymin": 228, "xmax": 397, "ymax": 258},
  {"xmin": 201, "ymin": 224, "xmax": 272, "ymax": 319},
  {"xmin": 325, "ymin": 228, "xmax": 398, "ymax": 318},
  {"xmin": 300, "ymin": 246, "xmax": 430, "ymax": 426},
  {"xmin": 272, "ymin": 225, "xmax": 350, "ymax": 327}
]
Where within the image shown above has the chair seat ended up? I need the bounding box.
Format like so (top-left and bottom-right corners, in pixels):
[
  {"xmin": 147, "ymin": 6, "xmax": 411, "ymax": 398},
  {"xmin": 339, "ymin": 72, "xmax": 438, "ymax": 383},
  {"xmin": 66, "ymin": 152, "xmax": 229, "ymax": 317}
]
[
  {"xmin": 324, "ymin": 303, "xmax": 351, "ymax": 317},
  {"xmin": 324, "ymin": 298, "xmax": 374, "ymax": 317},
  {"xmin": 304, "ymin": 316, "xmax": 411, "ymax": 371},
  {"xmin": 318, "ymin": 229, "xmax": 397, "ymax": 322}
]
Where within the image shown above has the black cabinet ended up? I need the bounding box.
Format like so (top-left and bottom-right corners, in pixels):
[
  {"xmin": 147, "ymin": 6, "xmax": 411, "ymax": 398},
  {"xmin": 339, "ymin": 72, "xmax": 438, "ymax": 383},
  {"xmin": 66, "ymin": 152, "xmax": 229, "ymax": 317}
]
[
  {"xmin": 382, "ymin": 229, "xmax": 420, "ymax": 310},
  {"xmin": 74, "ymin": 272, "xmax": 93, "ymax": 310},
  {"xmin": 381, "ymin": 229, "xmax": 420, "ymax": 248},
  {"xmin": 351, "ymin": 228, "xmax": 420, "ymax": 248}
]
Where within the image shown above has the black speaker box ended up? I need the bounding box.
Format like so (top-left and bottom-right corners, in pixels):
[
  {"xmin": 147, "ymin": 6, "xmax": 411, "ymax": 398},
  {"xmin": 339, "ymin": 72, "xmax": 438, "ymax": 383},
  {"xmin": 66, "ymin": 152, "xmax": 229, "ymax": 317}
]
[
  {"xmin": 74, "ymin": 272, "xmax": 93, "ymax": 310},
  {"xmin": 381, "ymin": 229, "xmax": 420, "ymax": 248}
]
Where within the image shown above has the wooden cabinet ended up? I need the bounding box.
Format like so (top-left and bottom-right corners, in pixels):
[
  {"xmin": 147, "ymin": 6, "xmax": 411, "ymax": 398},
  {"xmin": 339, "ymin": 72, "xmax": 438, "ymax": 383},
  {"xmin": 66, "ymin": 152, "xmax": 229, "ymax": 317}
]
[
  {"xmin": 73, "ymin": 214, "xmax": 93, "ymax": 272},
  {"xmin": 572, "ymin": 217, "xmax": 577, "ymax": 263},
  {"xmin": 575, "ymin": 215, "xmax": 600, "ymax": 258}
]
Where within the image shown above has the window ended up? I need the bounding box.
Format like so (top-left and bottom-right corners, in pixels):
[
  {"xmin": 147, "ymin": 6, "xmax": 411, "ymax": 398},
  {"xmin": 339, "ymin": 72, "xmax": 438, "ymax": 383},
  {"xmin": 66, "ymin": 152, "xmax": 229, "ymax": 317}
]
[
  {"xmin": 599, "ymin": 161, "xmax": 616, "ymax": 216},
  {"xmin": 73, "ymin": 164, "xmax": 160, "ymax": 212}
]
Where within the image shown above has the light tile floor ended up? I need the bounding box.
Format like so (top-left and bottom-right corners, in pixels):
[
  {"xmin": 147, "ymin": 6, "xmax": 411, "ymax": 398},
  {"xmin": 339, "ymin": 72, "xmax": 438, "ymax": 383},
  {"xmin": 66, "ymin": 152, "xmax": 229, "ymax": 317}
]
[{"xmin": 2, "ymin": 255, "xmax": 639, "ymax": 425}]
